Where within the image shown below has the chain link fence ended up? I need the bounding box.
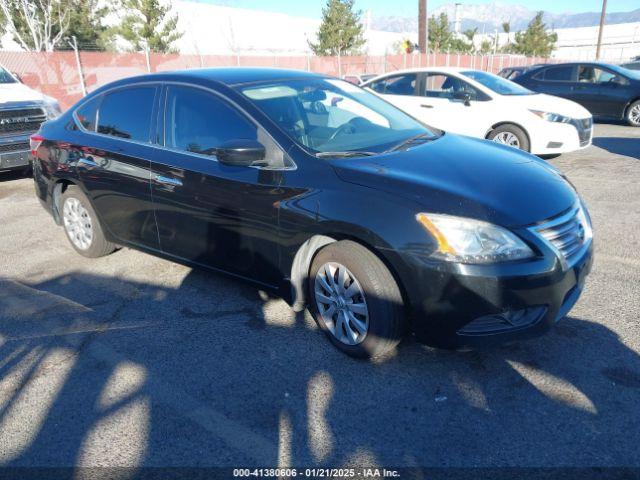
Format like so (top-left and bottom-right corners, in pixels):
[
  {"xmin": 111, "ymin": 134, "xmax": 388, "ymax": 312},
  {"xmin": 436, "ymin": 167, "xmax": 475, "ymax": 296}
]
[{"xmin": 0, "ymin": 51, "xmax": 559, "ymax": 110}]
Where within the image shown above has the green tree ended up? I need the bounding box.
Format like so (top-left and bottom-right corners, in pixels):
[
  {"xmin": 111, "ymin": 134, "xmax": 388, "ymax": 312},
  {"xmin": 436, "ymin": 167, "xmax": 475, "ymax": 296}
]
[
  {"xmin": 502, "ymin": 21, "xmax": 511, "ymax": 34},
  {"xmin": 463, "ymin": 27, "xmax": 477, "ymax": 43},
  {"xmin": 0, "ymin": 0, "xmax": 112, "ymax": 51},
  {"xmin": 309, "ymin": 0, "xmax": 365, "ymax": 56},
  {"xmin": 479, "ymin": 39, "xmax": 493, "ymax": 55},
  {"xmin": 462, "ymin": 27, "xmax": 477, "ymax": 53},
  {"xmin": 115, "ymin": 0, "xmax": 182, "ymax": 53},
  {"xmin": 428, "ymin": 13, "xmax": 453, "ymax": 52},
  {"xmin": 512, "ymin": 11, "xmax": 557, "ymax": 57}
]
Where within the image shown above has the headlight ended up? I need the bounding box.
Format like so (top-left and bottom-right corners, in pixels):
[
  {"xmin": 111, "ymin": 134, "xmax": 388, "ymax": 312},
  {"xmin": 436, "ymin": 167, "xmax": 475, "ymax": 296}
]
[
  {"xmin": 42, "ymin": 97, "xmax": 62, "ymax": 119},
  {"xmin": 529, "ymin": 110, "xmax": 572, "ymax": 123},
  {"xmin": 416, "ymin": 213, "xmax": 534, "ymax": 264}
]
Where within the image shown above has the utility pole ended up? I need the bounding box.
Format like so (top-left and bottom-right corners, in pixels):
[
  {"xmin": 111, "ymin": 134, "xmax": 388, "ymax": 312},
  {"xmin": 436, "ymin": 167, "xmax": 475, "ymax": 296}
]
[
  {"xmin": 595, "ymin": 0, "xmax": 607, "ymax": 60},
  {"xmin": 419, "ymin": 0, "xmax": 428, "ymax": 54}
]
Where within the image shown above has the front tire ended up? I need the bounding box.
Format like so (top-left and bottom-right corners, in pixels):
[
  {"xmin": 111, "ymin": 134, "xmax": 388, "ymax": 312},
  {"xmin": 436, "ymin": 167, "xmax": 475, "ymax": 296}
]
[
  {"xmin": 308, "ymin": 240, "xmax": 405, "ymax": 358},
  {"xmin": 488, "ymin": 124, "xmax": 530, "ymax": 152},
  {"xmin": 61, "ymin": 186, "xmax": 116, "ymax": 258},
  {"xmin": 626, "ymin": 100, "xmax": 640, "ymax": 127}
]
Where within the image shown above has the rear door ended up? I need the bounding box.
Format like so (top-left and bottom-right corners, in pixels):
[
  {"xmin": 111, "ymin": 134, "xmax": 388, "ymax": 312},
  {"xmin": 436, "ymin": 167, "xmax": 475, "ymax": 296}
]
[
  {"xmin": 73, "ymin": 85, "xmax": 160, "ymax": 249},
  {"xmin": 528, "ymin": 65, "xmax": 577, "ymax": 100},
  {"xmin": 150, "ymin": 84, "xmax": 288, "ymax": 287}
]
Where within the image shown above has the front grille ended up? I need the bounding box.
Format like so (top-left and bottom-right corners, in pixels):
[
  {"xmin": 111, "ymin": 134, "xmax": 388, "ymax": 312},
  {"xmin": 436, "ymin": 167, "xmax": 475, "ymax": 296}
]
[
  {"xmin": 0, "ymin": 107, "xmax": 46, "ymax": 136},
  {"xmin": 534, "ymin": 206, "xmax": 591, "ymax": 267},
  {"xmin": 570, "ymin": 117, "xmax": 592, "ymax": 147},
  {"xmin": 0, "ymin": 141, "xmax": 29, "ymax": 153}
]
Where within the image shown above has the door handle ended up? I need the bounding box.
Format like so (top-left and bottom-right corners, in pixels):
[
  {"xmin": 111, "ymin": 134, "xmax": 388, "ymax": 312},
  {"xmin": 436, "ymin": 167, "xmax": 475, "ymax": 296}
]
[
  {"xmin": 78, "ymin": 157, "xmax": 99, "ymax": 168},
  {"xmin": 420, "ymin": 104, "xmax": 434, "ymax": 108},
  {"xmin": 154, "ymin": 174, "xmax": 183, "ymax": 187}
]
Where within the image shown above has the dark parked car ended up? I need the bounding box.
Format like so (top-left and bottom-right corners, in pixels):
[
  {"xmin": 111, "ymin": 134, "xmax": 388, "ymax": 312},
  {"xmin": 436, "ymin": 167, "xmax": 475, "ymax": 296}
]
[
  {"xmin": 31, "ymin": 68, "xmax": 593, "ymax": 358},
  {"xmin": 513, "ymin": 62, "xmax": 640, "ymax": 126},
  {"xmin": 497, "ymin": 65, "xmax": 540, "ymax": 80},
  {"xmin": 621, "ymin": 61, "xmax": 640, "ymax": 71}
]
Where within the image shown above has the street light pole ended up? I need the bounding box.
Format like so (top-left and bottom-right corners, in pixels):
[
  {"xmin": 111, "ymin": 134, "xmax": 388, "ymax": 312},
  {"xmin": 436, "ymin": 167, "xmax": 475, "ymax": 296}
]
[{"xmin": 595, "ymin": 0, "xmax": 607, "ymax": 60}]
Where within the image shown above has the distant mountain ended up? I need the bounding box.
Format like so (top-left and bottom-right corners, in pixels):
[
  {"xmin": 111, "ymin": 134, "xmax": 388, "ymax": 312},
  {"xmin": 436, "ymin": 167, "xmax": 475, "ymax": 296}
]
[{"xmin": 371, "ymin": 3, "xmax": 640, "ymax": 34}]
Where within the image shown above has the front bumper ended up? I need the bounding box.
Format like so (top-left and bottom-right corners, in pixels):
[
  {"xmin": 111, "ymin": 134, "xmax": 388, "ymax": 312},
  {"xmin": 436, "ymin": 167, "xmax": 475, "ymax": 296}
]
[
  {"xmin": 398, "ymin": 242, "xmax": 593, "ymax": 348},
  {"xmin": 0, "ymin": 134, "xmax": 33, "ymax": 171},
  {"xmin": 0, "ymin": 149, "xmax": 31, "ymax": 171},
  {"xmin": 529, "ymin": 118, "xmax": 593, "ymax": 155}
]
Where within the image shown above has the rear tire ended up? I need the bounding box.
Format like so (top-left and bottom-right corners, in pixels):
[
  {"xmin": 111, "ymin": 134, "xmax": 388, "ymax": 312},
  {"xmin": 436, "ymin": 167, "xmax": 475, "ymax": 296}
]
[
  {"xmin": 308, "ymin": 240, "xmax": 405, "ymax": 358},
  {"xmin": 626, "ymin": 100, "xmax": 640, "ymax": 127},
  {"xmin": 60, "ymin": 186, "xmax": 116, "ymax": 258},
  {"xmin": 488, "ymin": 124, "xmax": 530, "ymax": 152}
]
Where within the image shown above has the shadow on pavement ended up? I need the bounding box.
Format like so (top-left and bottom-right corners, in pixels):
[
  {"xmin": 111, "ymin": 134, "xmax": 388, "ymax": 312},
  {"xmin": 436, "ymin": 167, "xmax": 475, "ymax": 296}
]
[
  {"xmin": 0, "ymin": 168, "xmax": 32, "ymax": 183},
  {"xmin": 0, "ymin": 267, "xmax": 639, "ymax": 471},
  {"xmin": 593, "ymin": 137, "xmax": 640, "ymax": 160}
]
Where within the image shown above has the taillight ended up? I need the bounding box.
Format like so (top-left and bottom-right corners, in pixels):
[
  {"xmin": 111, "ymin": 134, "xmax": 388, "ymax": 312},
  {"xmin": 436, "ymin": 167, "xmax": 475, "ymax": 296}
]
[{"xmin": 30, "ymin": 134, "xmax": 44, "ymax": 156}]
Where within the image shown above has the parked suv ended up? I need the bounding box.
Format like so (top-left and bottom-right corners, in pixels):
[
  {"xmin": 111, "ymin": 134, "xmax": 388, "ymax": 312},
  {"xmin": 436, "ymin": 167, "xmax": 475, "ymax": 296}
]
[
  {"xmin": 0, "ymin": 65, "xmax": 61, "ymax": 173},
  {"xmin": 31, "ymin": 68, "xmax": 593, "ymax": 358},
  {"xmin": 513, "ymin": 62, "xmax": 640, "ymax": 126}
]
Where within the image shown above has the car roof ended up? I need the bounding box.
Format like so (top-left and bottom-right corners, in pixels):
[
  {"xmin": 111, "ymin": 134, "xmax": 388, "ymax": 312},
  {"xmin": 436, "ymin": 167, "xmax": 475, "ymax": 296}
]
[{"xmin": 88, "ymin": 67, "xmax": 327, "ymax": 95}]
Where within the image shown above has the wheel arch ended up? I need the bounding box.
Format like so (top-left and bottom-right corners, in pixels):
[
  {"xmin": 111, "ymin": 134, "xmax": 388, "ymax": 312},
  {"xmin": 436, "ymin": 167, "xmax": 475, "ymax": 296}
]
[
  {"xmin": 289, "ymin": 232, "xmax": 412, "ymax": 318},
  {"xmin": 485, "ymin": 121, "xmax": 532, "ymax": 152},
  {"xmin": 52, "ymin": 178, "xmax": 78, "ymax": 225}
]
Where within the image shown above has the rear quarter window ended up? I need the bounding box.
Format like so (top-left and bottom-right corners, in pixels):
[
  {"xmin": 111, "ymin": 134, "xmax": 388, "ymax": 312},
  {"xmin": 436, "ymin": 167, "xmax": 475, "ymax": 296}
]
[{"xmin": 75, "ymin": 96, "xmax": 100, "ymax": 131}]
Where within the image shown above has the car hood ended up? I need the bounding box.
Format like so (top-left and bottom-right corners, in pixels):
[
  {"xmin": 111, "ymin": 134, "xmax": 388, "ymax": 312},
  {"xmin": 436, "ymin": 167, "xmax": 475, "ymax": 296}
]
[
  {"xmin": 332, "ymin": 134, "xmax": 578, "ymax": 228},
  {"xmin": 0, "ymin": 82, "xmax": 48, "ymax": 105},
  {"xmin": 499, "ymin": 92, "xmax": 591, "ymax": 119}
]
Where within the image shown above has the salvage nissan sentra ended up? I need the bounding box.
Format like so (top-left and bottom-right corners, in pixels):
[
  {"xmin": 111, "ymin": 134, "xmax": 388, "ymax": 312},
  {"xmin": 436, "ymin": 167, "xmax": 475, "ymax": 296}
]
[{"xmin": 31, "ymin": 68, "xmax": 593, "ymax": 358}]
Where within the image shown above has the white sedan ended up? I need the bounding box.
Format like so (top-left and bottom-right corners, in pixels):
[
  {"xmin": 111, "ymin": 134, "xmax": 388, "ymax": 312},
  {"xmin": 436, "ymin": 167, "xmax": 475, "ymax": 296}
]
[{"xmin": 362, "ymin": 67, "xmax": 593, "ymax": 155}]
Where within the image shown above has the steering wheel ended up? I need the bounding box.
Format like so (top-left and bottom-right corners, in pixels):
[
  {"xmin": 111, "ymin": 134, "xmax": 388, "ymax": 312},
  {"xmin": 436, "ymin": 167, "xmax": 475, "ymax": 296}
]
[{"xmin": 329, "ymin": 120, "xmax": 358, "ymax": 140}]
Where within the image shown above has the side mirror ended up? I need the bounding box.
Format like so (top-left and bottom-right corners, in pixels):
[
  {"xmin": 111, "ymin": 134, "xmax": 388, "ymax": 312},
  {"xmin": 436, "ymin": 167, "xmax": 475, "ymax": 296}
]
[
  {"xmin": 217, "ymin": 139, "xmax": 266, "ymax": 167},
  {"xmin": 610, "ymin": 76, "xmax": 626, "ymax": 86},
  {"xmin": 453, "ymin": 91, "xmax": 472, "ymax": 106}
]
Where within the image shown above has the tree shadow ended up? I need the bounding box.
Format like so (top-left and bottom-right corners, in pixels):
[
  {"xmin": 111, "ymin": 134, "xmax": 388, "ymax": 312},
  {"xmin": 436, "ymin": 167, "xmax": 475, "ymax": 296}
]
[
  {"xmin": 592, "ymin": 137, "xmax": 640, "ymax": 160},
  {"xmin": 0, "ymin": 267, "xmax": 639, "ymax": 472}
]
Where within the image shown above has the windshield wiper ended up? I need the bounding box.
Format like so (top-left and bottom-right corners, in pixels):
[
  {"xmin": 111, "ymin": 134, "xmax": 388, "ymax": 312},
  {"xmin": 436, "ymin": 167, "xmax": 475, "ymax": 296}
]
[
  {"xmin": 385, "ymin": 132, "xmax": 434, "ymax": 153},
  {"xmin": 315, "ymin": 151, "xmax": 377, "ymax": 158}
]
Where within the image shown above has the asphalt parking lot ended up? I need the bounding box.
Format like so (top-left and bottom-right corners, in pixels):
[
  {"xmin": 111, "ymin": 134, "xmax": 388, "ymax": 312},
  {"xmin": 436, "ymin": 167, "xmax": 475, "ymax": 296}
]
[{"xmin": 0, "ymin": 123, "xmax": 638, "ymax": 471}]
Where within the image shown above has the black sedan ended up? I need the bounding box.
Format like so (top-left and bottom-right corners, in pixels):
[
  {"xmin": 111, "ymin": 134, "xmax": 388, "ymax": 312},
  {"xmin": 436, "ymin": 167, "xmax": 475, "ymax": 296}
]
[
  {"xmin": 513, "ymin": 62, "xmax": 640, "ymax": 126},
  {"xmin": 31, "ymin": 68, "xmax": 593, "ymax": 358}
]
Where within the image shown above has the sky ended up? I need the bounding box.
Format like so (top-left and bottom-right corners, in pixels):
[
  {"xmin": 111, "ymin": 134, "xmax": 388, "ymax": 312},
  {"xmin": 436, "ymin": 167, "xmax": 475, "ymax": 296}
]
[{"xmin": 198, "ymin": 0, "xmax": 639, "ymax": 19}]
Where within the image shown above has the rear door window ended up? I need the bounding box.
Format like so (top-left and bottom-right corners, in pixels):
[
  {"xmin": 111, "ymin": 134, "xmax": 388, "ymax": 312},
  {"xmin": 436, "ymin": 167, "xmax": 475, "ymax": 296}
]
[
  {"xmin": 538, "ymin": 66, "xmax": 574, "ymax": 81},
  {"xmin": 97, "ymin": 86, "xmax": 156, "ymax": 142},
  {"xmin": 75, "ymin": 96, "xmax": 100, "ymax": 131}
]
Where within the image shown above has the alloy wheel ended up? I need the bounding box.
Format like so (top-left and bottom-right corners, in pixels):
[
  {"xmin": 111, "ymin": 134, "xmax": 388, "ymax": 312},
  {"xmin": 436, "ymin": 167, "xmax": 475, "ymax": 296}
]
[
  {"xmin": 63, "ymin": 197, "xmax": 93, "ymax": 250},
  {"xmin": 314, "ymin": 262, "xmax": 369, "ymax": 345},
  {"xmin": 629, "ymin": 104, "xmax": 640, "ymax": 126},
  {"xmin": 493, "ymin": 131, "xmax": 521, "ymax": 148}
]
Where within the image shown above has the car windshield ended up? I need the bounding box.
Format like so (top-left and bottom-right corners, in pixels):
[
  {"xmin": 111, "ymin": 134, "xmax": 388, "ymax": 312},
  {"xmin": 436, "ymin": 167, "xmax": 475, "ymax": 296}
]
[
  {"xmin": 607, "ymin": 63, "xmax": 640, "ymax": 79},
  {"xmin": 0, "ymin": 67, "xmax": 16, "ymax": 84},
  {"xmin": 462, "ymin": 70, "xmax": 534, "ymax": 95},
  {"xmin": 238, "ymin": 78, "xmax": 438, "ymax": 155}
]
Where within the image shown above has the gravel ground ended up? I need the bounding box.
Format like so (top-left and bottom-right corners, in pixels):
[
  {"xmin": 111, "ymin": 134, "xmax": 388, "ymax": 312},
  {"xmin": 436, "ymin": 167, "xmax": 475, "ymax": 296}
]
[{"xmin": 0, "ymin": 123, "xmax": 638, "ymax": 471}]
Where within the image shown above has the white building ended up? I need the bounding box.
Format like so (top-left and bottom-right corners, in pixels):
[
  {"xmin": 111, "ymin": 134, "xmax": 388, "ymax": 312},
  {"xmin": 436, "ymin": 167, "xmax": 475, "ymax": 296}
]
[
  {"xmin": 478, "ymin": 22, "xmax": 640, "ymax": 63},
  {"xmin": 172, "ymin": 1, "xmax": 406, "ymax": 56}
]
